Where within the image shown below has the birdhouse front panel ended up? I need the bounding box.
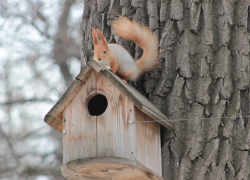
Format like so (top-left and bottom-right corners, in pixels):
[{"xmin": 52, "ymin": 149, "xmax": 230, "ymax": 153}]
[
  {"xmin": 44, "ymin": 60, "xmax": 176, "ymax": 179},
  {"xmin": 63, "ymin": 73, "xmax": 97, "ymax": 162},
  {"xmin": 62, "ymin": 70, "xmax": 162, "ymax": 176}
]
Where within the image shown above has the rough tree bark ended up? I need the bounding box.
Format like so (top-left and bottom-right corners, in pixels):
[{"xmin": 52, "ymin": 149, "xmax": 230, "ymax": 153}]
[{"xmin": 81, "ymin": 0, "xmax": 250, "ymax": 179}]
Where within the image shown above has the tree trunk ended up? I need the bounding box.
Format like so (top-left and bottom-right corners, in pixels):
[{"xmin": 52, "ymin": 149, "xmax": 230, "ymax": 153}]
[{"xmin": 81, "ymin": 0, "xmax": 250, "ymax": 179}]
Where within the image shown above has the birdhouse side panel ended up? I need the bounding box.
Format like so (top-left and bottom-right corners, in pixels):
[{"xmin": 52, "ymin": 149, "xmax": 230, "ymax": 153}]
[
  {"xmin": 63, "ymin": 102, "xmax": 72, "ymax": 163},
  {"xmin": 63, "ymin": 72, "xmax": 97, "ymax": 163},
  {"xmin": 135, "ymin": 107, "xmax": 162, "ymax": 176},
  {"xmin": 95, "ymin": 72, "xmax": 138, "ymax": 160},
  {"xmin": 136, "ymin": 107, "xmax": 146, "ymax": 164}
]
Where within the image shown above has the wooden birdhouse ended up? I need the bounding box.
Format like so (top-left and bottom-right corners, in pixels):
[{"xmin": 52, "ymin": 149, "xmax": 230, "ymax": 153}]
[{"xmin": 44, "ymin": 59, "xmax": 175, "ymax": 180}]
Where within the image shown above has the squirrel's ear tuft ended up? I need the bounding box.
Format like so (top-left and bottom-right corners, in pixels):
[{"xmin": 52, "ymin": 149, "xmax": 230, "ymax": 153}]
[
  {"xmin": 96, "ymin": 29, "xmax": 109, "ymax": 49},
  {"xmin": 92, "ymin": 28, "xmax": 98, "ymax": 46}
]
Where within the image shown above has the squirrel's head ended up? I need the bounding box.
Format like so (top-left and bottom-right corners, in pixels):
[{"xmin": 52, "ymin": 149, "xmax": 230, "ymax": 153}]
[{"xmin": 92, "ymin": 28, "xmax": 110, "ymax": 61}]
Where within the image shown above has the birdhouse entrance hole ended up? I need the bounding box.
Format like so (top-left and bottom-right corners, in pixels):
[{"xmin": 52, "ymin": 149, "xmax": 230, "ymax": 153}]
[{"xmin": 87, "ymin": 94, "xmax": 108, "ymax": 116}]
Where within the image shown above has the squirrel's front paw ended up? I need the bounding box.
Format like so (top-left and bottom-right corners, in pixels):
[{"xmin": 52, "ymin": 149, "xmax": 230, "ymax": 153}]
[{"xmin": 122, "ymin": 80, "xmax": 128, "ymax": 84}]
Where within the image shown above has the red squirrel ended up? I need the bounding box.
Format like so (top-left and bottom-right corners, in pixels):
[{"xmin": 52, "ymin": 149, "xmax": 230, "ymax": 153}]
[{"xmin": 92, "ymin": 16, "xmax": 159, "ymax": 82}]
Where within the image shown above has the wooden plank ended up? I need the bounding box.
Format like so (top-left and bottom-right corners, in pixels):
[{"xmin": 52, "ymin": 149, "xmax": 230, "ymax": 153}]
[
  {"xmin": 75, "ymin": 64, "xmax": 94, "ymax": 83},
  {"xmin": 63, "ymin": 102, "xmax": 72, "ymax": 163},
  {"xmin": 45, "ymin": 59, "xmax": 174, "ymax": 132},
  {"xmin": 45, "ymin": 80, "xmax": 84, "ymax": 132},
  {"xmin": 136, "ymin": 106, "xmax": 146, "ymax": 166},
  {"xmin": 145, "ymin": 115, "xmax": 161, "ymax": 176},
  {"xmin": 88, "ymin": 59, "xmax": 175, "ymax": 131},
  {"xmin": 44, "ymin": 66, "xmax": 94, "ymax": 132},
  {"xmin": 63, "ymin": 73, "xmax": 97, "ymax": 163},
  {"xmin": 61, "ymin": 157, "xmax": 163, "ymax": 180},
  {"xmin": 115, "ymin": 93, "xmax": 137, "ymax": 160},
  {"xmin": 157, "ymin": 118, "xmax": 162, "ymax": 176},
  {"xmin": 95, "ymin": 71, "xmax": 114, "ymax": 156},
  {"xmin": 95, "ymin": 72, "xmax": 137, "ymax": 160},
  {"xmin": 142, "ymin": 106, "xmax": 175, "ymax": 131},
  {"xmin": 126, "ymin": 99, "xmax": 138, "ymax": 160},
  {"xmin": 61, "ymin": 163, "xmax": 85, "ymax": 180},
  {"xmin": 136, "ymin": 106, "xmax": 162, "ymax": 176}
]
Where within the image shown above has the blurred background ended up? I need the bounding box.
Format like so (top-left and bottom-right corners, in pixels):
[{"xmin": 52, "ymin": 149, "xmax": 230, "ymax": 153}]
[{"xmin": 0, "ymin": 0, "xmax": 83, "ymax": 179}]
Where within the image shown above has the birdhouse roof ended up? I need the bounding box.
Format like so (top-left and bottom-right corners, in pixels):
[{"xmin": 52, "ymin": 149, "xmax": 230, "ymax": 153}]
[{"xmin": 44, "ymin": 59, "xmax": 175, "ymax": 132}]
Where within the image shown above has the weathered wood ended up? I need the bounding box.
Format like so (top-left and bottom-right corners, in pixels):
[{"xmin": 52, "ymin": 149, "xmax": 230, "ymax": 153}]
[
  {"xmin": 63, "ymin": 73, "xmax": 97, "ymax": 163},
  {"xmin": 61, "ymin": 163, "xmax": 83, "ymax": 180},
  {"xmin": 63, "ymin": 102, "xmax": 72, "ymax": 164},
  {"xmin": 136, "ymin": 106, "xmax": 147, "ymax": 166},
  {"xmin": 61, "ymin": 71, "xmax": 162, "ymax": 178},
  {"xmin": 44, "ymin": 65, "xmax": 94, "ymax": 132},
  {"xmin": 136, "ymin": 107, "xmax": 162, "ymax": 176},
  {"xmin": 45, "ymin": 59, "xmax": 175, "ymax": 133},
  {"xmin": 75, "ymin": 64, "xmax": 94, "ymax": 83},
  {"xmin": 45, "ymin": 57, "xmax": 172, "ymax": 179},
  {"xmin": 145, "ymin": 114, "xmax": 161, "ymax": 176},
  {"xmin": 61, "ymin": 157, "xmax": 163, "ymax": 180},
  {"xmin": 95, "ymin": 72, "xmax": 137, "ymax": 160},
  {"xmin": 45, "ymin": 80, "xmax": 84, "ymax": 132},
  {"xmin": 95, "ymin": 72, "xmax": 115, "ymax": 157},
  {"xmin": 88, "ymin": 59, "xmax": 175, "ymax": 131}
]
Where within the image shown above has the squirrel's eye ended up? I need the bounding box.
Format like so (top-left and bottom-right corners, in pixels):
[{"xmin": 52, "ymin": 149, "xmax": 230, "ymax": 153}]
[{"xmin": 104, "ymin": 50, "xmax": 106, "ymax": 54}]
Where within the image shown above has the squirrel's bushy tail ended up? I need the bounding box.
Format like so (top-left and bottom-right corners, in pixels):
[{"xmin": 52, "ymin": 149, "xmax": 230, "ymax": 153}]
[{"xmin": 112, "ymin": 16, "xmax": 159, "ymax": 74}]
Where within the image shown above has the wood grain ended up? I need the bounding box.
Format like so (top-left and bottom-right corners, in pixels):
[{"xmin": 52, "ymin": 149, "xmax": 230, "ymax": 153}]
[
  {"xmin": 62, "ymin": 71, "xmax": 162, "ymax": 177},
  {"xmin": 63, "ymin": 73, "xmax": 97, "ymax": 163},
  {"xmin": 61, "ymin": 157, "xmax": 163, "ymax": 180},
  {"xmin": 58, "ymin": 63, "xmax": 164, "ymax": 178},
  {"xmin": 136, "ymin": 107, "xmax": 162, "ymax": 176},
  {"xmin": 44, "ymin": 65, "xmax": 94, "ymax": 132},
  {"xmin": 95, "ymin": 72, "xmax": 137, "ymax": 160},
  {"xmin": 145, "ymin": 114, "xmax": 161, "ymax": 176},
  {"xmin": 136, "ymin": 106, "xmax": 146, "ymax": 166},
  {"xmin": 89, "ymin": 59, "xmax": 175, "ymax": 131},
  {"xmin": 45, "ymin": 59, "xmax": 174, "ymax": 134},
  {"xmin": 63, "ymin": 102, "xmax": 72, "ymax": 163}
]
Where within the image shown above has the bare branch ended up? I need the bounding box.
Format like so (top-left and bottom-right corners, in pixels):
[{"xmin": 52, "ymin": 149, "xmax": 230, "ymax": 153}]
[
  {"xmin": 0, "ymin": 98, "xmax": 54, "ymax": 106},
  {"xmin": 0, "ymin": 165, "xmax": 62, "ymax": 178},
  {"xmin": 0, "ymin": 124, "xmax": 21, "ymax": 166},
  {"xmin": 53, "ymin": 0, "xmax": 79, "ymax": 87}
]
